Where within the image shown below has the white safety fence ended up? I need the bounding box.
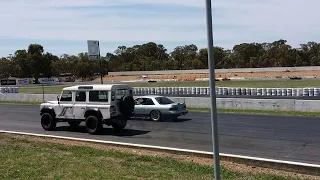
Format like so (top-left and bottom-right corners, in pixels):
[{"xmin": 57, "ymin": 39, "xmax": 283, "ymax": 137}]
[
  {"xmin": 0, "ymin": 87, "xmax": 19, "ymax": 93},
  {"xmin": 133, "ymin": 87, "xmax": 320, "ymax": 97}
]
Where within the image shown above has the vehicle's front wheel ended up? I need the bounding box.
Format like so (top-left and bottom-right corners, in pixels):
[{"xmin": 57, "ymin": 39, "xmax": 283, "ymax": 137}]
[
  {"xmin": 41, "ymin": 113, "xmax": 56, "ymax": 131},
  {"xmin": 85, "ymin": 116, "xmax": 102, "ymax": 134},
  {"xmin": 150, "ymin": 110, "xmax": 161, "ymax": 121}
]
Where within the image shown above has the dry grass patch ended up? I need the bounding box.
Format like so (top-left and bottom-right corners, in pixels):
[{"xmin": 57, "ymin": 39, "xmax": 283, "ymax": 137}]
[{"xmin": 101, "ymin": 70, "xmax": 320, "ymax": 82}]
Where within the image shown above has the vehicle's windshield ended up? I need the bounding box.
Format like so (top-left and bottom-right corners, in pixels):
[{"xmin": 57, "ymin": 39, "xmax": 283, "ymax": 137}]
[{"xmin": 155, "ymin": 97, "xmax": 174, "ymax": 105}]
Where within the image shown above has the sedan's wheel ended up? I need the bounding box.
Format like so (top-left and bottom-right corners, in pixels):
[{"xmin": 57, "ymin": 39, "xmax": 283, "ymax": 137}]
[
  {"xmin": 41, "ymin": 113, "xmax": 56, "ymax": 131},
  {"xmin": 150, "ymin": 110, "xmax": 161, "ymax": 121}
]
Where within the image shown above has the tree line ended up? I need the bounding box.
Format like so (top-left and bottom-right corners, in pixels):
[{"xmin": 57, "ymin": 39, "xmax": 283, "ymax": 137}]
[{"xmin": 1, "ymin": 39, "xmax": 320, "ymax": 81}]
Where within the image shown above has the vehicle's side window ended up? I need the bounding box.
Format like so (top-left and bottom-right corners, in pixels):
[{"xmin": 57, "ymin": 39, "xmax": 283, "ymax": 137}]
[
  {"xmin": 60, "ymin": 90, "xmax": 72, "ymax": 101},
  {"xmin": 75, "ymin": 91, "xmax": 86, "ymax": 102},
  {"xmin": 135, "ymin": 98, "xmax": 143, "ymax": 105},
  {"xmin": 114, "ymin": 89, "xmax": 132, "ymax": 99},
  {"xmin": 111, "ymin": 91, "xmax": 115, "ymax": 101},
  {"xmin": 115, "ymin": 89, "xmax": 126, "ymax": 99},
  {"xmin": 89, "ymin": 91, "xmax": 109, "ymax": 102},
  {"xmin": 144, "ymin": 98, "xmax": 154, "ymax": 105}
]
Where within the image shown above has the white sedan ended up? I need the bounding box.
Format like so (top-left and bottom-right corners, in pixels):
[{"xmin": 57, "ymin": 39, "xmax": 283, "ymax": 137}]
[{"xmin": 132, "ymin": 95, "xmax": 188, "ymax": 121}]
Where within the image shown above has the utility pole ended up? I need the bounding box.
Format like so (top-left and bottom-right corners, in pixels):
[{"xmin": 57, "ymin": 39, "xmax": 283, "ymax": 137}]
[
  {"xmin": 205, "ymin": 0, "xmax": 221, "ymax": 179},
  {"xmin": 99, "ymin": 52, "xmax": 103, "ymax": 84}
]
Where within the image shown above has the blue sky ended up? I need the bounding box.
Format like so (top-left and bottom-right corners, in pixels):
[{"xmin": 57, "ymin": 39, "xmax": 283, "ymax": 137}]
[{"xmin": 1, "ymin": 0, "xmax": 320, "ymax": 58}]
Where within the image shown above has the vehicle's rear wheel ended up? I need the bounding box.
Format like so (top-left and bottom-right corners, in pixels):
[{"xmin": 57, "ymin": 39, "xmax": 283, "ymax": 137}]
[
  {"xmin": 150, "ymin": 110, "xmax": 161, "ymax": 121},
  {"xmin": 41, "ymin": 113, "xmax": 56, "ymax": 131},
  {"xmin": 112, "ymin": 123, "xmax": 126, "ymax": 131},
  {"xmin": 85, "ymin": 115, "xmax": 102, "ymax": 134},
  {"xmin": 68, "ymin": 121, "xmax": 81, "ymax": 128},
  {"xmin": 112, "ymin": 116, "xmax": 127, "ymax": 131}
]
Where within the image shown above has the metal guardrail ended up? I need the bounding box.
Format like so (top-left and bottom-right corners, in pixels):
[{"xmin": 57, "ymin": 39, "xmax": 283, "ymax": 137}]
[
  {"xmin": 0, "ymin": 87, "xmax": 19, "ymax": 93},
  {"xmin": 3, "ymin": 86, "xmax": 320, "ymax": 99},
  {"xmin": 133, "ymin": 93, "xmax": 320, "ymax": 100},
  {"xmin": 132, "ymin": 87, "xmax": 320, "ymax": 98}
]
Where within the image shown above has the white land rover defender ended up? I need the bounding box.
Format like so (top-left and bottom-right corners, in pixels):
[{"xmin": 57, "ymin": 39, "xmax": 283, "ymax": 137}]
[{"xmin": 39, "ymin": 84, "xmax": 135, "ymax": 134}]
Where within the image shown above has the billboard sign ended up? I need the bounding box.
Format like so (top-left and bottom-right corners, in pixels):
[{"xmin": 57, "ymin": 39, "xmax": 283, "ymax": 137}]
[
  {"xmin": 38, "ymin": 77, "xmax": 59, "ymax": 84},
  {"xmin": 1, "ymin": 79, "xmax": 17, "ymax": 85},
  {"xmin": 87, "ymin": 40, "xmax": 100, "ymax": 60},
  {"xmin": 17, "ymin": 78, "xmax": 30, "ymax": 85}
]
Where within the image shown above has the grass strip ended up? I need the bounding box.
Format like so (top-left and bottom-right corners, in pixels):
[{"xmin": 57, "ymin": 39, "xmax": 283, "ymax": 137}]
[
  {"xmin": 188, "ymin": 108, "xmax": 320, "ymax": 117},
  {"xmin": 0, "ymin": 100, "xmax": 319, "ymax": 117},
  {"xmin": 0, "ymin": 101, "xmax": 42, "ymax": 105},
  {"xmin": 0, "ymin": 133, "xmax": 304, "ymax": 180}
]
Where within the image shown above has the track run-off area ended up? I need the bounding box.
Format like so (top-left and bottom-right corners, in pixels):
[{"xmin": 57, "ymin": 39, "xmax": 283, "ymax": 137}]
[{"xmin": 1, "ymin": 104, "xmax": 320, "ymax": 168}]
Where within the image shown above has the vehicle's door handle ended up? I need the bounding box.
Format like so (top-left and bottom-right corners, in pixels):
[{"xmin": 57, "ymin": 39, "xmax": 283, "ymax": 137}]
[{"xmin": 81, "ymin": 107, "xmax": 85, "ymax": 110}]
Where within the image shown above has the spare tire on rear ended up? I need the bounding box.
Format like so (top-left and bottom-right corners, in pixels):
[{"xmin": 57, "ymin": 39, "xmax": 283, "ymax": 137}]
[{"xmin": 119, "ymin": 95, "xmax": 135, "ymax": 118}]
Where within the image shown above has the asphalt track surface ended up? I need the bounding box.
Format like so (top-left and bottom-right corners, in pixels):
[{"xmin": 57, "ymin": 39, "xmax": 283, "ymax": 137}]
[{"xmin": 1, "ymin": 104, "xmax": 320, "ymax": 165}]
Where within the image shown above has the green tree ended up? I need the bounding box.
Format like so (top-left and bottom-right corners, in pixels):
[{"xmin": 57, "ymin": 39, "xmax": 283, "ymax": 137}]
[
  {"xmin": 76, "ymin": 53, "xmax": 95, "ymax": 81},
  {"xmin": 4, "ymin": 40, "xmax": 320, "ymax": 76},
  {"xmin": 12, "ymin": 49, "xmax": 31, "ymax": 78},
  {"xmin": 171, "ymin": 44, "xmax": 198, "ymax": 70},
  {"xmin": 0, "ymin": 58, "xmax": 12, "ymax": 78}
]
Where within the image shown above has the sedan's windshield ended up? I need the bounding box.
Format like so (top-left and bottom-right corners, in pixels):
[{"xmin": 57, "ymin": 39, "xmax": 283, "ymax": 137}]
[{"xmin": 155, "ymin": 97, "xmax": 174, "ymax": 105}]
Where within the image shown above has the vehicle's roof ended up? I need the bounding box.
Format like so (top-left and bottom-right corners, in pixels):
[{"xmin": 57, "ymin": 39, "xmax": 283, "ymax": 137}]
[
  {"xmin": 62, "ymin": 84, "xmax": 132, "ymax": 91},
  {"xmin": 134, "ymin": 95, "xmax": 165, "ymax": 99}
]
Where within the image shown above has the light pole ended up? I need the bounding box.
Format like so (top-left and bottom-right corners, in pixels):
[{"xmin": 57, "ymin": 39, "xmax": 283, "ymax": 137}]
[
  {"xmin": 205, "ymin": 0, "xmax": 221, "ymax": 179},
  {"xmin": 99, "ymin": 53, "xmax": 103, "ymax": 84}
]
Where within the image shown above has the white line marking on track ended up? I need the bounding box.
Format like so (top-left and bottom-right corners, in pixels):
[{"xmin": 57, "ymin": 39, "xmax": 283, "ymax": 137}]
[{"xmin": 1, "ymin": 130, "xmax": 320, "ymax": 168}]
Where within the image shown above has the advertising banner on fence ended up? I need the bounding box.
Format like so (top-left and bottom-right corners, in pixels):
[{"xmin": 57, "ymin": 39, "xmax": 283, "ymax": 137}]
[
  {"xmin": 38, "ymin": 77, "xmax": 59, "ymax": 84},
  {"xmin": 17, "ymin": 78, "xmax": 30, "ymax": 85},
  {"xmin": 0, "ymin": 79, "xmax": 17, "ymax": 85}
]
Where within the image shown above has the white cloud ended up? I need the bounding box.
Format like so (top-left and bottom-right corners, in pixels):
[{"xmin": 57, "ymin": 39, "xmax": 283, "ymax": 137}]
[{"xmin": 0, "ymin": 0, "xmax": 320, "ymax": 56}]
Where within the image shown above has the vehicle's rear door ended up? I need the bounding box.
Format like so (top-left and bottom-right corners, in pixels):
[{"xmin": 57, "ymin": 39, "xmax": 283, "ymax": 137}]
[
  {"xmin": 134, "ymin": 98, "xmax": 145, "ymax": 117},
  {"xmin": 143, "ymin": 98, "xmax": 156, "ymax": 115}
]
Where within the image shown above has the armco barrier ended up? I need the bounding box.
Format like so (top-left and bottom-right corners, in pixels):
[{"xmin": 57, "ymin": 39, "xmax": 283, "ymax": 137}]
[
  {"xmin": 132, "ymin": 87, "xmax": 320, "ymax": 97},
  {"xmin": 2, "ymin": 93, "xmax": 320, "ymax": 112},
  {"xmin": 0, "ymin": 87, "xmax": 19, "ymax": 93},
  {"xmin": 2, "ymin": 86, "xmax": 320, "ymax": 97}
]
